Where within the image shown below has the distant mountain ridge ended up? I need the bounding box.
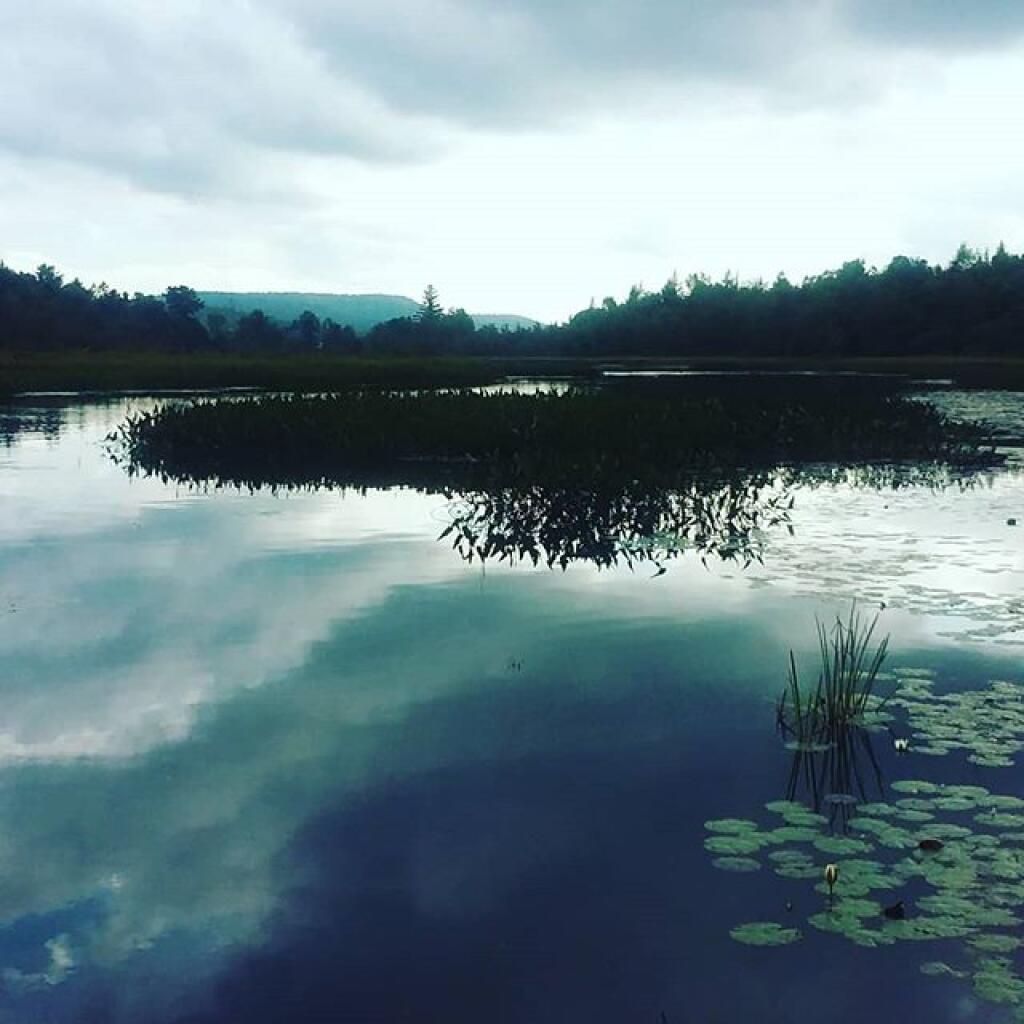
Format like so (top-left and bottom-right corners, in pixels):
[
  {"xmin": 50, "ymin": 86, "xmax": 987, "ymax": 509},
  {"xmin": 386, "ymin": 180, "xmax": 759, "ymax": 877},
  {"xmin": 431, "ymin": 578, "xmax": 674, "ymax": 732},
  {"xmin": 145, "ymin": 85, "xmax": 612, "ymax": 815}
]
[{"xmin": 197, "ymin": 291, "xmax": 538, "ymax": 334}]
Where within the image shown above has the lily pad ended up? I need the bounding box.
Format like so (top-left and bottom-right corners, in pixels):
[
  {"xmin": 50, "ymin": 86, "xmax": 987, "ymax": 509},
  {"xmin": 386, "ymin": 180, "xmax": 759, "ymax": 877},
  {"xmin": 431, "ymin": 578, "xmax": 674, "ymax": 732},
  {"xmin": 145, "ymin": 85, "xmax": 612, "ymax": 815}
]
[
  {"xmin": 856, "ymin": 802, "xmax": 898, "ymax": 817},
  {"xmin": 705, "ymin": 818, "xmax": 761, "ymax": 834},
  {"xmin": 705, "ymin": 835, "xmax": 765, "ymax": 856},
  {"xmin": 976, "ymin": 811, "xmax": 1024, "ymax": 829},
  {"xmin": 892, "ymin": 780, "xmax": 941, "ymax": 795},
  {"xmin": 969, "ymin": 934, "xmax": 1022, "ymax": 953},
  {"xmin": 973, "ymin": 958, "xmax": 1024, "ymax": 1005},
  {"xmin": 729, "ymin": 922, "xmax": 802, "ymax": 947},
  {"xmin": 712, "ymin": 856, "xmax": 762, "ymax": 873},
  {"xmin": 813, "ymin": 836, "xmax": 873, "ymax": 856}
]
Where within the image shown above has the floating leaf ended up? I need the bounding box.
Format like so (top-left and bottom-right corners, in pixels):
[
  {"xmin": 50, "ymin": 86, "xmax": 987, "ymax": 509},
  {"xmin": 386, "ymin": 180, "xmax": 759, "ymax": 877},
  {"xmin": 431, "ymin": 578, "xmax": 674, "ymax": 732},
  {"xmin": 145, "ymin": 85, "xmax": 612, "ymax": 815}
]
[
  {"xmin": 976, "ymin": 812, "xmax": 1024, "ymax": 829},
  {"xmin": 705, "ymin": 835, "xmax": 765, "ymax": 856},
  {"xmin": 892, "ymin": 780, "xmax": 941, "ymax": 795},
  {"xmin": 970, "ymin": 934, "xmax": 1022, "ymax": 954},
  {"xmin": 712, "ymin": 856, "xmax": 762, "ymax": 873},
  {"xmin": 729, "ymin": 922, "xmax": 802, "ymax": 947},
  {"xmin": 973, "ymin": 958, "xmax": 1024, "ymax": 1005},
  {"xmin": 856, "ymin": 802, "xmax": 898, "ymax": 817},
  {"xmin": 813, "ymin": 836, "xmax": 873, "ymax": 856},
  {"xmin": 705, "ymin": 818, "xmax": 760, "ymax": 834}
]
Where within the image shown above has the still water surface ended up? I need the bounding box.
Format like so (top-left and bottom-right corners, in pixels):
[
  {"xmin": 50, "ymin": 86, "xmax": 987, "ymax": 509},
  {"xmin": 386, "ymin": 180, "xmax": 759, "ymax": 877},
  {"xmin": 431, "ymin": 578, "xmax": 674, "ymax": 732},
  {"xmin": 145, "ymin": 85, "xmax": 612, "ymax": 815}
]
[{"xmin": 1, "ymin": 392, "xmax": 1023, "ymax": 1022}]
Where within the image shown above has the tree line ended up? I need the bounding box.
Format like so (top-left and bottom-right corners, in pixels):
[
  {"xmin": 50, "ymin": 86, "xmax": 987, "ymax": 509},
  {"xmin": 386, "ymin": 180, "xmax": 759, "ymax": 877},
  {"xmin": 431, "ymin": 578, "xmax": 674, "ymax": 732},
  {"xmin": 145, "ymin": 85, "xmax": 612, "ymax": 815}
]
[{"xmin": 2, "ymin": 244, "xmax": 1023, "ymax": 358}]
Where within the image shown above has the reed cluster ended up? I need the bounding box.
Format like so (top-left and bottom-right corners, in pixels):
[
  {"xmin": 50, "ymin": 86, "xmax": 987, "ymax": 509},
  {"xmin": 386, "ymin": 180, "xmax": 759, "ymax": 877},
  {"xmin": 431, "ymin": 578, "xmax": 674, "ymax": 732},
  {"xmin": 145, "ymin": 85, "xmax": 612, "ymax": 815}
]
[{"xmin": 777, "ymin": 606, "xmax": 891, "ymax": 743}]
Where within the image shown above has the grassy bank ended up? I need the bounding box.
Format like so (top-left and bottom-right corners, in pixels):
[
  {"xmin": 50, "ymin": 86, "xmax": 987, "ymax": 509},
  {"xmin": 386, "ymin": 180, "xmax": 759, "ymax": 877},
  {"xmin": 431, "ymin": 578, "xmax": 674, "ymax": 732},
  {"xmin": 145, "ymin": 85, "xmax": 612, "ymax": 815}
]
[
  {"xmin": 4, "ymin": 351, "xmax": 1024, "ymax": 395},
  {"xmin": 668, "ymin": 356, "xmax": 1024, "ymax": 389},
  {"xmin": 0, "ymin": 352, "xmax": 588, "ymax": 396}
]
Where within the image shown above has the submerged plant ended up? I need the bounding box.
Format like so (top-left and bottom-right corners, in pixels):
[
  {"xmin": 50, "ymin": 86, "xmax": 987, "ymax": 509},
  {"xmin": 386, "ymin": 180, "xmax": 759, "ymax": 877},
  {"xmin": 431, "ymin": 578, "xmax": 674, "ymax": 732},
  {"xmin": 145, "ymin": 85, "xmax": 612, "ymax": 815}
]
[{"xmin": 777, "ymin": 606, "xmax": 891, "ymax": 744}]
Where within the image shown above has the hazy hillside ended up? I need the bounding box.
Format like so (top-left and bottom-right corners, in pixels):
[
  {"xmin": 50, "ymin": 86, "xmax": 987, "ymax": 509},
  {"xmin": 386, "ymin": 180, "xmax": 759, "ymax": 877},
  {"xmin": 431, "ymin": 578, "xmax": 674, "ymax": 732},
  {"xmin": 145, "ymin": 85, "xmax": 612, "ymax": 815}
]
[
  {"xmin": 198, "ymin": 292, "xmax": 419, "ymax": 334},
  {"xmin": 199, "ymin": 292, "xmax": 539, "ymax": 334},
  {"xmin": 471, "ymin": 314, "xmax": 539, "ymax": 331}
]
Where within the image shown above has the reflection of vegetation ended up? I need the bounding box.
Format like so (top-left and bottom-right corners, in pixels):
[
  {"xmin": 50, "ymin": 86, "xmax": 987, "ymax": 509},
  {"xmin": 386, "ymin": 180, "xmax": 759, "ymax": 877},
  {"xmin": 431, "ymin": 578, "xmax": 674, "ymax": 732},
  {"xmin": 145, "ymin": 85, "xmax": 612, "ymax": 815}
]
[
  {"xmin": 441, "ymin": 475, "xmax": 794, "ymax": 569},
  {"xmin": 0, "ymin": 404, "xmax": 64, "ymax": 446},
  {"xmin": 781, "ymin": 724, "xmax": 886, "ymax": 833},
  {"xmin": 778, "ymin": 607, "xmax": 891, "ymax": 740}
]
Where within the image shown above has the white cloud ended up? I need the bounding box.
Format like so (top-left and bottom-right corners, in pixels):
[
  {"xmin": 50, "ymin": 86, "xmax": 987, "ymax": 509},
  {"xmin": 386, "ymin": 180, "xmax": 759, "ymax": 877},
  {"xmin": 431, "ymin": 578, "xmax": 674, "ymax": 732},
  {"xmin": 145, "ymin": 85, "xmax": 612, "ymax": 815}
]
[{"xmin": 1, "ymin": 2, "xmax": 1024, "ymax": 319}]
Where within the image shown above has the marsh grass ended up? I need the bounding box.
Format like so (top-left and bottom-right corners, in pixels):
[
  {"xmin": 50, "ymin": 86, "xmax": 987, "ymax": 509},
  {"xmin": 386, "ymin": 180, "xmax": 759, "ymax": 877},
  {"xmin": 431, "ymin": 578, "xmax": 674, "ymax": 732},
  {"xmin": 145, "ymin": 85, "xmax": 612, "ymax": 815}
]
[
  {"xmin": 107, "ymin": 386, "xmax": 996, "ymax": 493},
  {"xmin": 778, "ymin": 606, "xmax": 891, "ymax": 745}
]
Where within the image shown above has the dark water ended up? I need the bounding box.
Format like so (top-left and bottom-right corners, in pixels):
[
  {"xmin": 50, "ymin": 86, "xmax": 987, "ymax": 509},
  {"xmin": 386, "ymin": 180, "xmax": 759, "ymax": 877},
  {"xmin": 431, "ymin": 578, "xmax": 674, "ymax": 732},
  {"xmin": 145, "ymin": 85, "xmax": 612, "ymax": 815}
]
[{"xmin": 1, "ymin": 393, "xmax": 1023, "ymax": 1023}]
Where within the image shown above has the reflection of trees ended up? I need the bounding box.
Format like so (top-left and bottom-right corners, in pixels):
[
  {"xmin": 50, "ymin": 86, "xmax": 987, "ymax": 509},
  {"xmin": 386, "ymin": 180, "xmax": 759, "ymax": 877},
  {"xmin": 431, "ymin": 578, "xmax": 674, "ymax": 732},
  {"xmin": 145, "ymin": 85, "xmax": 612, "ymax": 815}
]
[
  {"xmin": 0, "ymin": 405, "xmax": 64, "ymax": 447},
  {"xmin": 436, "ymin": 459, "xmax": 1003, "ymax": 571},
  {"xmin": 441, "ymin": 473, "xmax": 795, "ymax": 570}
]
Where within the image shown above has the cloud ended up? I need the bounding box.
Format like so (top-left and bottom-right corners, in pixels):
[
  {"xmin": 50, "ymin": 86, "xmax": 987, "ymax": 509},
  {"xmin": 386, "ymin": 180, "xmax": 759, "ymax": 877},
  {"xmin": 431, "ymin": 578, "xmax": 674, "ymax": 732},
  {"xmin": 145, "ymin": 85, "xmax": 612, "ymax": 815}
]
[
  {"xmin": 1, "ymin": 934, "xmax": 75, "ymax": 991},
  {"xmin": 3, "ymin": 0, "xmax": 1023, "ymax": 199},
  {"xmin": 0, "ymin": 1, "xmax": 439, "ymax": 196},
  {"xmin": 839, "ymin": 0, "xmax": 1024, "ymax": 49}
]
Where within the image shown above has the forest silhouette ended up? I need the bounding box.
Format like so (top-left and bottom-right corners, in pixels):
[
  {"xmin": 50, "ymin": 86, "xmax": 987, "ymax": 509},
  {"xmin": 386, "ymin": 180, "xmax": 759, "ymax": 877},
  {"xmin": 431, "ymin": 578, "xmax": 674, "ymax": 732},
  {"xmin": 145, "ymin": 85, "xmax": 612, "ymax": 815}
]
[{"xmin": 2, "ymin": 244, "xmax": 1023, "ymax": 358}]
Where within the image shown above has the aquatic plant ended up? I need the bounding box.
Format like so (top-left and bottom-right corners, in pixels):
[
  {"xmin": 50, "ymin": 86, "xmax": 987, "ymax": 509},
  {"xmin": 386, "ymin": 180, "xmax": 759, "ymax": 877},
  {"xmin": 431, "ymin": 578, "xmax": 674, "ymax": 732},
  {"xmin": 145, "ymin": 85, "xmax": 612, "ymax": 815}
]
[
  {"xmin": 889, "ymin": 675, "xmax": 1024, "ymax": 767},
  {"xmin": 706, "ymin": 776, "xmax": 1024, "ymax": 1010},
  {"xmin": 729, "ymin": 922, "xmax": 802, "ymax": 946},
  {"xmin": 441, "ymin": 476, "xmax": 795, "ymax": 570},
  {"xmin": 108, "ymin": 387, "xmax": 997, "ymax": 494},
  {"xmin": 782, "ymin": 717, "xmax": 886, "ymax": 832},
  {"xmin": 824, "ymin": 862, "xmax": 839, "ymax": 898},
  {"xmin": 777, "ymin": 606, "xmax": 890, "ymax": 743}
]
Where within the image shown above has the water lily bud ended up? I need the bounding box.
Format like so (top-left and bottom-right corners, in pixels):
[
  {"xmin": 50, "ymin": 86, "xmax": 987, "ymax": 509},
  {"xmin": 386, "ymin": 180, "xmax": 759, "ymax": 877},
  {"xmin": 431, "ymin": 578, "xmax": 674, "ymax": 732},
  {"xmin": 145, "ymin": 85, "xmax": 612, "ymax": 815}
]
[{"xmin": 824, "ymin": 863, "xmax": 839, "ymax": 889}]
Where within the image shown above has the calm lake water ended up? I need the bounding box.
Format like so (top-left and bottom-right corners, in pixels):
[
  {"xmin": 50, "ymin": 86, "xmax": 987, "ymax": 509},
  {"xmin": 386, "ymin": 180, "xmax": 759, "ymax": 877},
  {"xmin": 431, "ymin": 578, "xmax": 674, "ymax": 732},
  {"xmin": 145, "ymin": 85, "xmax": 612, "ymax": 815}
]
[{"xmin": 1, "ymin": 389, "xmax": 1023, "ymax": 1023}]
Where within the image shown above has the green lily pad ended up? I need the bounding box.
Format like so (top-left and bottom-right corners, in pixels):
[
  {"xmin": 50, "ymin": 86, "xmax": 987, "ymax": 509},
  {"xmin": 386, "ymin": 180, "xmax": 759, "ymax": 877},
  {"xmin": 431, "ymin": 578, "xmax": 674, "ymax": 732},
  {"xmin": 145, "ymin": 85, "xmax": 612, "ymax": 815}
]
[
  {"xmin": 898, "ymin": 809, "xmax": 935, "ymax": 823},
  {"xmin": 712, "ymin": 856, "xmax": 762, "ymax": 873},
  {"xmin": 705, "ymin": 835, "xmax": 765, "ymax": 856},
  {"xmin": 856, "ymin": 802, "xmax": 898, "ymax": 817},
  {"xmin": 813, "ymin": 836, "xmax": 873, "ymax": 856},
  {"xmin": 705, "ymin": 818, "xmax": 761, "ymax": 834},
  {"xmin": 764, "ymin": 800, "xmax": 805, "ymax": 816},
  {"xmin": 982, "ymin": 795, "xmax": 1024, "ymax": 810},
  {"xmin": 892, "ymin": 780, "xmax": 941, "ymax": 795},
  {"xmin": 765, "ymin": 826, "xmax": 821, "ymax": 844},
  {"xmin": 969, "ymin": 934, "xmax": 1022, "ymax": 953},
  {"xmin": 775, "ymin": 862, "xmax": 822, "ymax": 880},
  {"xmin": 730, "ymin": 922, "xmax": 802, "ymax": 947},
  {"xmin": 933, "ymin": 797, "xmax": 979, "ymax": 812},
  {"xmin": 973, "ymin": 957, "xmax": 1024, "ymax": 1005},
  {"xmin": 767, "ymin": 849, "xmax": 814, "ymax": 864}
]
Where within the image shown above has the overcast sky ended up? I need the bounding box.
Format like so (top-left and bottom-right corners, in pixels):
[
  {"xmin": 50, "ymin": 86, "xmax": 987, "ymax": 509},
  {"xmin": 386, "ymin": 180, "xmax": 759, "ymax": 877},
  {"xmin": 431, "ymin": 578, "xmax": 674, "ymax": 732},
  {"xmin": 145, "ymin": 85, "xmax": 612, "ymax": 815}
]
[{"xmin": 2, "ymin": 1, "xmax": 1023, "ymax": 322}]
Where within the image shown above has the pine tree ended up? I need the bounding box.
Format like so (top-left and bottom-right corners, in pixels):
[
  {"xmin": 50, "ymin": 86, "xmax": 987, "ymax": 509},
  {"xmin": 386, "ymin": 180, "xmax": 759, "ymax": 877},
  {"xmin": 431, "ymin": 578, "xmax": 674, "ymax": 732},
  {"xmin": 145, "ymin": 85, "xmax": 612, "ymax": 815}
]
[{"xmin": 418, "ymin": 284, "xmax": 442, "ymax": 321}]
